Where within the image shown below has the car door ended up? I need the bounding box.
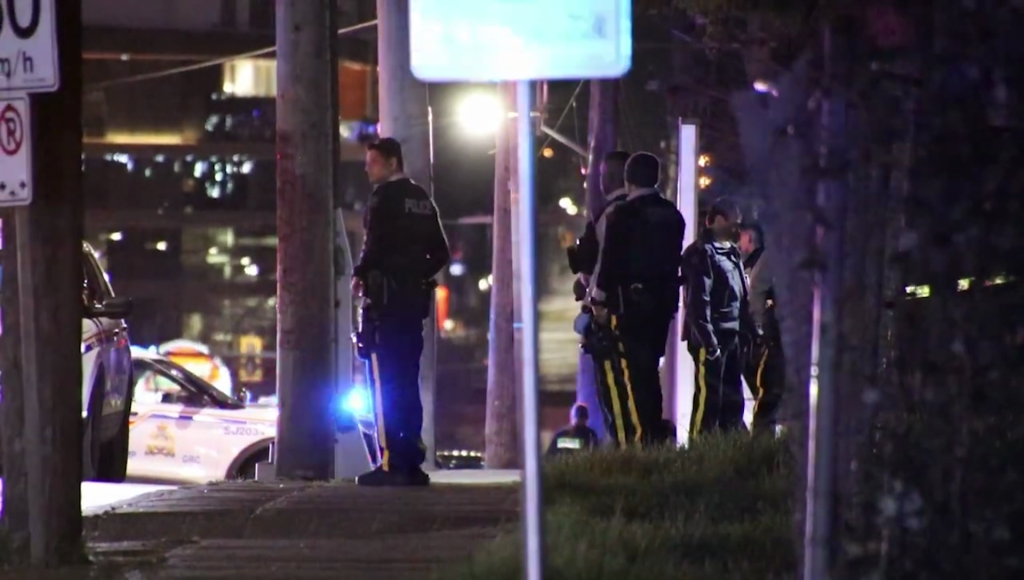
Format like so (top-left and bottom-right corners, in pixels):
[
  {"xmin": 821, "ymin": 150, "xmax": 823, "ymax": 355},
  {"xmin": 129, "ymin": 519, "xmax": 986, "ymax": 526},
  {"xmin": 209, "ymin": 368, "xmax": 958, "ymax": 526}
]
[
  {"xmin": 81, "ymin": 258, "xmax": 109, "ymax": 423},
  {"xmin": 128, "ymin": 358, "xmax": 222, "ymax": 483},
  {"xmin": 82, "ymin": 249, "xmax": 130, "ymax": 435}
]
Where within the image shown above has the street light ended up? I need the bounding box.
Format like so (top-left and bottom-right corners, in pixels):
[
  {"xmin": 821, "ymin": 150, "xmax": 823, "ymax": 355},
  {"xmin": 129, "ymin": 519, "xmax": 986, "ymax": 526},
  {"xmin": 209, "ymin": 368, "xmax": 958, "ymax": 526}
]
[{"xmin": 456, "ymin": 91, "xmax": 505, "ymax": 136}]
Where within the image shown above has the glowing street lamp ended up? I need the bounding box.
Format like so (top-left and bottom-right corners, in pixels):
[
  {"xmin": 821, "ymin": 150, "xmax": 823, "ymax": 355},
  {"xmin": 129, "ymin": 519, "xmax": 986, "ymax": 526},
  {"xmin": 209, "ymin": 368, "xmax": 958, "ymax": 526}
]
[{"xmin": 456, "ymin": 91, "xmax": 506, "ymax": 136}]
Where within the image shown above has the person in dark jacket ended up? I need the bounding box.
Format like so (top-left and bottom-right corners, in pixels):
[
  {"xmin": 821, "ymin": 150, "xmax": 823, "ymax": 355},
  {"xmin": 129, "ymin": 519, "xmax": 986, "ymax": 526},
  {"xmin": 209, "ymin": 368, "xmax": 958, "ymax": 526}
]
[
  {"xmin": 567, "ymin": 150, "xmax": 632, "ymax": 301},
  {"xmin": 586, "ymin": 152, "xmax": 686, "ymax": 448},
  {"xmin": 738, "ymin": 223, "xmax": 785, "ymax": 436},
  {"xmin": 567, "ymin": 151, "xmax": 632, "ymax": 445},
  {"xmin": 681, "ymin": 197, "xmax": 759, "ymax": 437},
  {"xmin": 353, "ymin": 137, "xmax": 450, "ymax": 487},
  {"xmin": 546, "ymin": 403, "xmax": 600, "ymax": 457}
]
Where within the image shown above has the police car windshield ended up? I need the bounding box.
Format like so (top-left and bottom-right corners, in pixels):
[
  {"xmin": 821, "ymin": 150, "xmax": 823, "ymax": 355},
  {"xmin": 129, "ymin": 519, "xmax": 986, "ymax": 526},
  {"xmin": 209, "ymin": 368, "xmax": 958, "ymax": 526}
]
[{"xmin": 150, "ymin": 358, "xmax": 244, "ymax": 409}]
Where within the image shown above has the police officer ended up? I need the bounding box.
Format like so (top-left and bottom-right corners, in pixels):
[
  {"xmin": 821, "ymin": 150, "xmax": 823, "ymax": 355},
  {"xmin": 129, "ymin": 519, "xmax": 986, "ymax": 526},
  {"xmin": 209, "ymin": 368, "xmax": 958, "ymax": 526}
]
[
  {"xmin": 567, "ymin": 150, "xmax": 631, "ymax": 301},
  {"xmin": 353, "ymin": 137, "xmax": 450, "ymax": 487},
  {"xmin": 682, "ymin": 197, "xmax": 759, "ymax": 437},
  {"xmin": 587, "ymin": 152, "xmax": 686, "ymax": 447},
  {"xmin": 545, "ymin": 403, "xmax": 600, "ymax": 457},
  {"xmin": 738, "ymin": 223, "xmax": 785, "ymax": 436},
  {"xmin": 567, "ymin": 150, "xmax": 631, "ymax": 444}
]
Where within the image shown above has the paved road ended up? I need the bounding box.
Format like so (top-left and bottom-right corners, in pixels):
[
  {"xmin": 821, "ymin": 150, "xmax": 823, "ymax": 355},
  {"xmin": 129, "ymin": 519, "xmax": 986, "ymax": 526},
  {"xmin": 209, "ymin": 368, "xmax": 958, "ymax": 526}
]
[
  {"xmin": 0, "ymin": 479, "xmax": 176, "ymax": 514},
  {"xmin": 0, "ymin": 471, "xmax": 522, "ymax": 580}
]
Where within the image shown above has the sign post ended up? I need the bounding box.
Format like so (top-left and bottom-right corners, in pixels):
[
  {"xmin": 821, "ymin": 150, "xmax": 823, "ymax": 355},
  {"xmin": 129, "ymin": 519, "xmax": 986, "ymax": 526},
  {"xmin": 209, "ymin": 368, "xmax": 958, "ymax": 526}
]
[
  {"xmin": 0, "ymin": 0, "xmax": 60, "ymax": 93},
  {"xmin": 410, "ymin": 2, "xmax": 633, "ymax": 578},
  {"xmin": 0, "ymin": 95, "xmax": 30, "ymax": 206}
]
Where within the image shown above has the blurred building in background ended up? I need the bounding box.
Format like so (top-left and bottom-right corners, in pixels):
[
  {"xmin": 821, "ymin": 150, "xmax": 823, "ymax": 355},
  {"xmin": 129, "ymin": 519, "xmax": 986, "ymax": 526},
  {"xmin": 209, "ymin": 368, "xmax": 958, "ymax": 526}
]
[{"xmin": 81, "ymin": 0, "xmax": 377, "ymax": 399}]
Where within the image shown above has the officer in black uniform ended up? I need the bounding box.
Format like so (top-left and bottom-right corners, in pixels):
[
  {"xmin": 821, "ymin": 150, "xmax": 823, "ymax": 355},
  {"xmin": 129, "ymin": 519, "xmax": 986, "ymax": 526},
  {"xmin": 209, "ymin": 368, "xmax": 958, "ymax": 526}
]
[
  {"xmin": 567, "ymin": 150, "xmax": 631, "ymax": 301},
  {"xmin": 586, "ymin": 152, "xmax": 686, "ymax": 448},
  {"xmin": 738, "ymin": 223, "xmax": 785, "ymax": 436},
  {"xmin": 681, "ymin": 197, "xmax": 760, "ymax": 437},
  {"xmin": 567, "ymin": 151, "xmax": 631, "ymax": 444},
  {"xmin": 545, "ymin": 403, "xmax": 600, "ymax": 457},
  {"xmin": 354, "ymin": 137, "xmax": 450, "ymax": 487}
]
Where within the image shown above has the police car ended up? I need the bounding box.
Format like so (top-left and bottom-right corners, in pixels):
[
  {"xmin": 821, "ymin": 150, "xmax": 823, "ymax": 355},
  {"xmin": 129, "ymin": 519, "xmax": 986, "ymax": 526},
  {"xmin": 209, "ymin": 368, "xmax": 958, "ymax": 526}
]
[
  {"xmin": 128, "ymin": 348, "xmax": 276, "ymax": 483},
  {"xmin": 0, "ymin": 243, "xmax": 135, "ymax": 481}
]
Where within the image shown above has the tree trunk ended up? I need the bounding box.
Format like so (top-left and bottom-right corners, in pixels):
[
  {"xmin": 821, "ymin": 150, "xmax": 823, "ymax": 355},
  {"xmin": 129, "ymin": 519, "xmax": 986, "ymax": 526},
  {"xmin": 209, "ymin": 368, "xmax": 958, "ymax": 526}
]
[
  {"xmin": 376, "ymin": 0, "xmax": 437, "ymax": 466},
  {"xmin": 730, "ymin": 51, "xmax": 817, "ymax": 569},
  {"xmin": 485, "ymin": 83, "xmax": 519, "ymax": 468},
  {"xmin": 1, "ymin": 0, "xmax": 85, "ymax": 565},
  {"xmin": 576, "ymin": 80, "xmax": 618, "ymax": 441},
  {"xmin": 274, "ymin": 0, "xmax": 337, "ymax": 480}
]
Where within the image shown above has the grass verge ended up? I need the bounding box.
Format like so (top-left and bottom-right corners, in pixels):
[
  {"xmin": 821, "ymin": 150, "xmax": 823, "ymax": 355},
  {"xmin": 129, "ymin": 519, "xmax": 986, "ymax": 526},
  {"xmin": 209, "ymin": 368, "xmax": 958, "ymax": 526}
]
[{"xmin": 448, "ymin": 434, "xmax": 797, "ymax": 580}]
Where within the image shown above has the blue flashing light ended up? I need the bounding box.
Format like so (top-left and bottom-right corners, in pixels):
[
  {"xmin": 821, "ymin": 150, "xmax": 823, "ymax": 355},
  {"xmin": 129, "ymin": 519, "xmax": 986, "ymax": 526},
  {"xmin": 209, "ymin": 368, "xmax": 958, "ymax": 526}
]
[{"xmin": 341, "ymin": 386, "xmax": 371, "ymax": 417}]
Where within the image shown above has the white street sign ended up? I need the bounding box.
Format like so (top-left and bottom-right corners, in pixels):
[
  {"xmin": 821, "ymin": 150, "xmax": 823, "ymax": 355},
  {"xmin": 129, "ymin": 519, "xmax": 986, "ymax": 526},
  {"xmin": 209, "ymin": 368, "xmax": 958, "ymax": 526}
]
[
  {"xmin": 0, "ymin": 0, "xmax": 58, "ymax": 93},
  {"xmin": 409, "ymin": 0, "xmax": 632, "ymax": 82},
  {"xmin": 0, "ymin": 95, "xmax": 31, "ymax": 206}
]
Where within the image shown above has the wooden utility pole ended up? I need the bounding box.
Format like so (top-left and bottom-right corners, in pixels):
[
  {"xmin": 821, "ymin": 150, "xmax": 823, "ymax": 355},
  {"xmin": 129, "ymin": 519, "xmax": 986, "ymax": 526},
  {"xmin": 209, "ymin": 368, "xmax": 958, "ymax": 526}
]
[
  {"xmin": 274, "ymin": 0, "xmax": 337, "ymax": 480},
  {"xmin": 0, "ymin": 0, "xmax": 84, "ymax": 565},
  {"xmin": 376, "ymin": 0, "xmax": 436, "ymax": 467},
  {"xmin": 576, "ymin": 80, "xmax": 618, "ymax": 441},
  {"xmin": 485, "ymin": 83, "xmax": 519, "ymax": 468}
]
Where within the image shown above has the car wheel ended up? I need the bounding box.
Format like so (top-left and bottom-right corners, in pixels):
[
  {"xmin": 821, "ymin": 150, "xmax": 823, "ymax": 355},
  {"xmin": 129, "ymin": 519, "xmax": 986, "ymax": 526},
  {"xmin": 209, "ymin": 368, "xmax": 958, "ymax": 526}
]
[
  {"xmin": 235, "ymin": 447, "xmax": 270, "ymax": 480},
  {"xmin": 82, "ymin": 368, "xmax": 104, "ymax": 481},
  {"xmin": 96, "ymin": 370, "xmax": 133, "ymax": 483}
]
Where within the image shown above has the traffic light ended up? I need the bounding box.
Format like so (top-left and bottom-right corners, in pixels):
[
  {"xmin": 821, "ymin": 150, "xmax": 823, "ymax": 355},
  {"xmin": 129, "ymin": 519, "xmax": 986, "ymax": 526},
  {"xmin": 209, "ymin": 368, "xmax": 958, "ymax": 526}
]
[{"xmin": 238, "ymin": 334, "xmax": 264, "ymax": 383}]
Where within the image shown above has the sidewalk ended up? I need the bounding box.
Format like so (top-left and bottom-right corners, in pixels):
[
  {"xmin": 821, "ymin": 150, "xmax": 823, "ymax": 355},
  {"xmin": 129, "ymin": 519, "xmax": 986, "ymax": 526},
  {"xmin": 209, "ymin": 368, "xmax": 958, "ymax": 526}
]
[{"xmin": 6, "ymin": 471, "xmax": 522, "ymax": 580}]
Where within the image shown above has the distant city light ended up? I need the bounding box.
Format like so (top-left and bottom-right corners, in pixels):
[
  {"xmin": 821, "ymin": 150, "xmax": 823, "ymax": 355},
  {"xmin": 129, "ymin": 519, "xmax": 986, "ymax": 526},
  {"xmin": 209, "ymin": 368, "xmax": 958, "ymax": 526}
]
[
  {"xmin": 109, "ymin": 231, "xmax": 124, "ymax": 242},
  {"xmin": 698, "ymin": 154, "xmax": 710, "ymax": 168},
  {"xmin": 448, "ymin": 261, "xmax": 467, "ymax": 277},
  {"xmin": 542, "ymin": 147, "xmax": 555, "ymax": 158},
  {"xmin": 566, "ymin": 205, "xmax": 579, "ymax": 216},
  {"xmin": 155, "ymin": 241, "xmax": 168, "ymax": 252},
  {"xmin": 240, "ymin": 256, "xmax": 253, "ymax": 267},
  {"xmin": 456, "ymin": 91, "xmax": 505, "ymax": 136},
  {"xmin": 244, "ymin": 264, "xmax": 260, "ymax": 277},
  {"xmin": 442, "ymin": 318, "xmax": 456, "ymax": 332},
  {"xmin": 478, "ymin": 277, "xmax": 491, "ymax": 292},
  {"xmin": 558, "ymin": 197, "xmax": 573, "ymax": 209},
  {"xmin": 208, "ymin": 247, "xmax": 219, "ymax": 255}
]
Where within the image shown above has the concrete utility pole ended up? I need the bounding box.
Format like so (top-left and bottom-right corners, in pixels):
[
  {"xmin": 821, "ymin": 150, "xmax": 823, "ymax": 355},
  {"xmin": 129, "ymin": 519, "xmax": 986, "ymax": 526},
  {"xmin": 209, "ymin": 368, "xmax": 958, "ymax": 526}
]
[
  {"xmin": 0, "ymin": 0, "xmax": 84, "ymax": 565},
  {"xmin": 485, "ymin": 83, "xmax": 519, "ymax": 468},
  {"xmin": 274, "ymin": 0, "xmax": 337, "ymax": 480},
  {"xmin": 576, "ymin": 80, "xmax": 618, "ymax": 442},
  {"xmin": 376, "ymin": 0, "xmax": 436, "ymax": 468}
]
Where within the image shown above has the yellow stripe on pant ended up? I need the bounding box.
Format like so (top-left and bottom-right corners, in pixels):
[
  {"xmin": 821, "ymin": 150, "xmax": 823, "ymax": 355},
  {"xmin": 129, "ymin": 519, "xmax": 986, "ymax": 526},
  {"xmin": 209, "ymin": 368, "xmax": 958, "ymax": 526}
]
[
  {"xmin": 370, "ymin": 352, "xmax": 390, "ymax": 471},
  {"xmin": 692, "ymin": 348, "xmax": 708, "ymax": 436},
  {"xmin": 753, "ymin": 347, "xmax": 769, "ymax": 416},
  {"xmin": 610, "ymin": 316, "xmax": 643, "ymax": 443},
  {"xmin": 603, "ymin": 359, "xmax": 627, "ymax": 446}
]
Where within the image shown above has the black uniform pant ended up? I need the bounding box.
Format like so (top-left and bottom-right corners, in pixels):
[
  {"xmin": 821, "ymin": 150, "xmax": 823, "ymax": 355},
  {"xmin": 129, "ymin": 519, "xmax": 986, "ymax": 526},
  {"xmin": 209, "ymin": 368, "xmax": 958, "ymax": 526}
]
[
  {"xmin": 688, "ymin": 331, "xmax": 745, "ymax": 437},
  {"xmin": 365, "ymin": 312, "xmax": 426, "ymax": 473},
  {"xmin": 592, "ymin": 314, "xmax": 668, "ymax": 448},
  {"xmin": 743, "ymin": 339, "xmax": 785, "ymax": 435}
]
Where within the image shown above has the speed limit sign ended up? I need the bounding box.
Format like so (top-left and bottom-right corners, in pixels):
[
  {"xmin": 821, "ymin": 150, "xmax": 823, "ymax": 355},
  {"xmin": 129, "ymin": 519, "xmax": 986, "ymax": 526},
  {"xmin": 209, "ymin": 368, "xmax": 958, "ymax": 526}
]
[{"xmin": 0, "ymin": 0, "xmax": 58, "ymax": 93}]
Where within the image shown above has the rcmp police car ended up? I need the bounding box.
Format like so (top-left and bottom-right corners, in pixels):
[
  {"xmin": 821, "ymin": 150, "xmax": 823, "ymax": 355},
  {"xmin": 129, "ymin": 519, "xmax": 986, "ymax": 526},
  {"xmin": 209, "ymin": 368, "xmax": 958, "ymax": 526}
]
[{"xmin": 128, "ymin": 348, "xmax": 277, "ymax": 483}]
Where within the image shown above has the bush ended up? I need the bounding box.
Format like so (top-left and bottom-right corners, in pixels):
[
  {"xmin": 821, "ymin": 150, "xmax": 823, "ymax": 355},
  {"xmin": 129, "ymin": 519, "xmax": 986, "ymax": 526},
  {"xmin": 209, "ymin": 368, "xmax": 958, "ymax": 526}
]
[{"xmin": 448, "ymin": 434, "xmax": 797, "ymax": 580}]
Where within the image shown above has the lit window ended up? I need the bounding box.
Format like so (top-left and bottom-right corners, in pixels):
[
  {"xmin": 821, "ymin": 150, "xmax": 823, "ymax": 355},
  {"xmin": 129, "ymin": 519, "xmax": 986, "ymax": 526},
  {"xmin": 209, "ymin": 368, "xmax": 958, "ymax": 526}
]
[{"xmin": 222, "ymin": 59, "xmax": 277, "ymax": 97}]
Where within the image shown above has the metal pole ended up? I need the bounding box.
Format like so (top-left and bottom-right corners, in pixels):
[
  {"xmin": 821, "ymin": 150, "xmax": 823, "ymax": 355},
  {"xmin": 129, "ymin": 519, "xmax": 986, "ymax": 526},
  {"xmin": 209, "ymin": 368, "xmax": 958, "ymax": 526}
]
[
  {"xmin": 274, "ymin": 0, "xmax": 337, "ymax": 480},
  {"xmin": 516, "ymin": 80, "xmax": 544, "ymax": 580},
  {"xmin": 672, "ymin": 120, "xmax": 699, "ymax": 447},
  {"xmin": 804, "ymin": 25, "xmax": 841, "ymax": 580}
]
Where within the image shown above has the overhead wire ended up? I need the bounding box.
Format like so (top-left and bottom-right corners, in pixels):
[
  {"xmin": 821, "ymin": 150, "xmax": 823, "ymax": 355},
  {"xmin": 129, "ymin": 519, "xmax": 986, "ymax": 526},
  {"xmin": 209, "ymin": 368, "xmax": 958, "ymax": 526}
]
[
  {"xmin": 537, "ymin": 80, "xmax": 584, "ymax": 157},
  {"xmin": 86, "ymin": 20, "xmax": 378, "ymax": 91}
]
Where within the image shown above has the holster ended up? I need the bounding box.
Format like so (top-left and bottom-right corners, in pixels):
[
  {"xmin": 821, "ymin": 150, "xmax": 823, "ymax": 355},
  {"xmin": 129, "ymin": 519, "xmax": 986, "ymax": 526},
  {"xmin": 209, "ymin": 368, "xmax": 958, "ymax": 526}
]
[
  {"xmin": 581, "ymin": 318, "xmax": 616, "ymax": 359},
  {"xmin": 354, "ymin": 306, "xmax": 380, "ymax": 361}
]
